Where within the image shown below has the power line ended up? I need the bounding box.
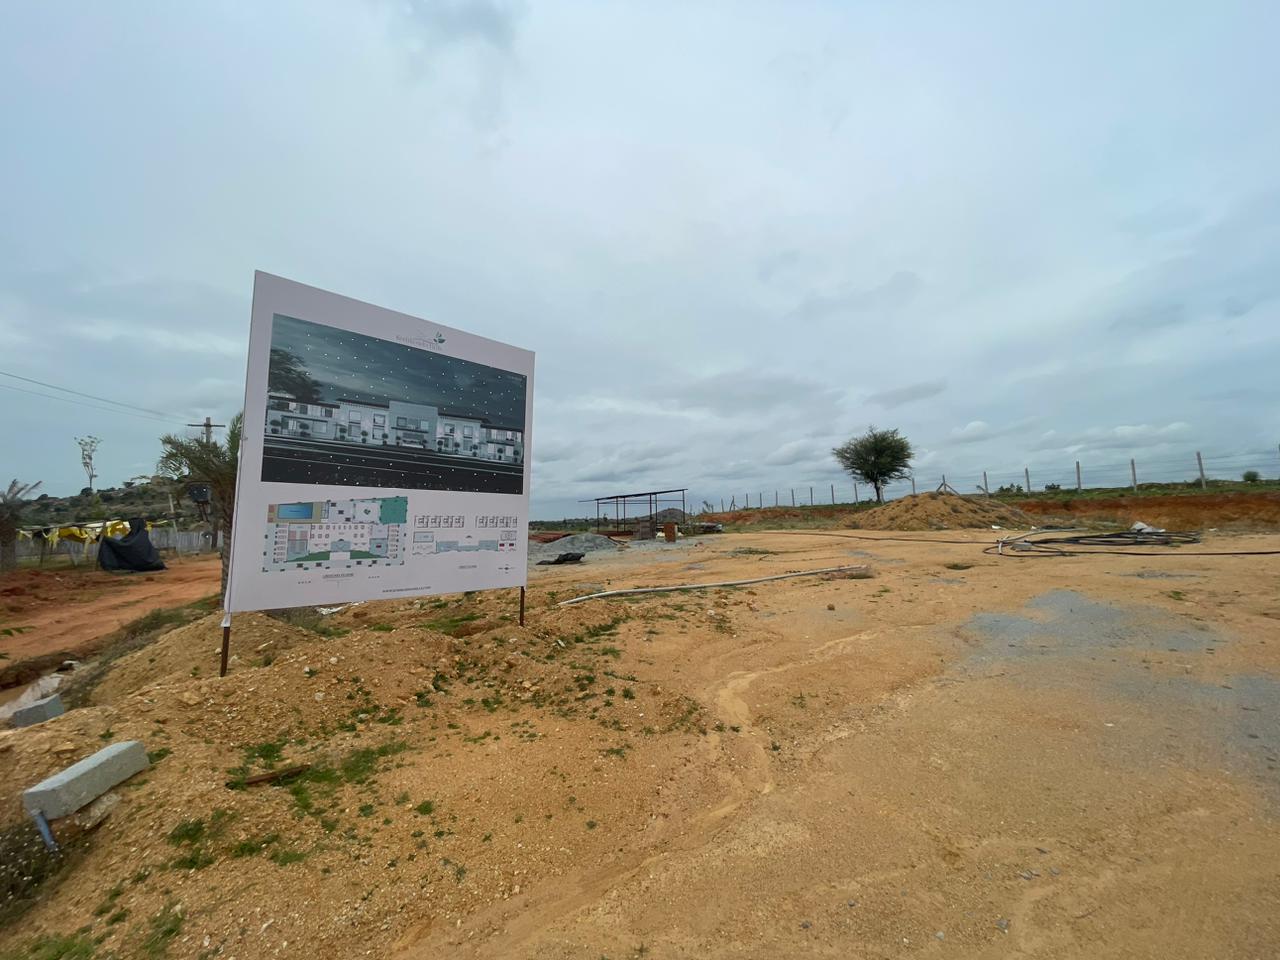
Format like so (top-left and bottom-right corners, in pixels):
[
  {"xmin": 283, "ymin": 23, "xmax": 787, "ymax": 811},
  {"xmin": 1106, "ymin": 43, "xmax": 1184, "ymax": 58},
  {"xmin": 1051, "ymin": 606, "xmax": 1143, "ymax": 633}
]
[
  {"xmin": 0, "ymin": 380, "xmax": 184, "ymax": 427},
  {"xmin": 0, "ymin": 368, "xmax": 174, "ymax": 419}
]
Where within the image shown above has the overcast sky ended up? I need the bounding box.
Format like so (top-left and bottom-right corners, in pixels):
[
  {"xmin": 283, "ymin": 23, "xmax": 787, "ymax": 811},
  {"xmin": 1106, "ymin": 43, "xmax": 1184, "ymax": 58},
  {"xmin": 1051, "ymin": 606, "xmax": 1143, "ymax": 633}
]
[{"xmin": 3, "ymin": 1, "xmax": 1278, "ymax": 517}]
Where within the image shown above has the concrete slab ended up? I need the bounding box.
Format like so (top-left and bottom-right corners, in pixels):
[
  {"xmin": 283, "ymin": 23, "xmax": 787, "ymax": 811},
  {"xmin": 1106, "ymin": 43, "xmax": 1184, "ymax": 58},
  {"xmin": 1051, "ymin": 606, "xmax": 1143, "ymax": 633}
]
[
  {"xmin": 22, "ymin": 741, "xmax": 148, "ymax": 819},
  {"xmin": 9, "ymin": 693, "xmax": 65, "ymax": 728}
]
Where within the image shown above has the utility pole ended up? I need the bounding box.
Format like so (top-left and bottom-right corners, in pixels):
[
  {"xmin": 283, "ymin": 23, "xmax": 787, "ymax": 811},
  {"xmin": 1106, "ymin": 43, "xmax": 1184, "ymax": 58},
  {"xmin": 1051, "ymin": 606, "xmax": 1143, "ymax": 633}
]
[{"xmin": 188, "ymin": 416, "xmax": 226, "ymax": 443}]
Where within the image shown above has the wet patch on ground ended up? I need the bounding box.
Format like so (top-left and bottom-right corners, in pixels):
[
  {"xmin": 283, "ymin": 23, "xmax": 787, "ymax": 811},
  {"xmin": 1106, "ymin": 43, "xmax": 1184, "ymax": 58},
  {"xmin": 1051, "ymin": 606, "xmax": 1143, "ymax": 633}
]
[{"xmin": 958, "ymin": 590, "xmax": 1280, "ymax": 801}]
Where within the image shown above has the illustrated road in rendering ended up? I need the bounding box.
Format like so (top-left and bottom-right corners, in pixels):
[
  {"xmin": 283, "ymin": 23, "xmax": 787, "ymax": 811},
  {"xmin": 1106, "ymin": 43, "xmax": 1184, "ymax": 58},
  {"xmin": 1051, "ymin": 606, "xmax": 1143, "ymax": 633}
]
[{"xmin": 262, "ymin": 437, "xmax": 524, "ymax": 494}]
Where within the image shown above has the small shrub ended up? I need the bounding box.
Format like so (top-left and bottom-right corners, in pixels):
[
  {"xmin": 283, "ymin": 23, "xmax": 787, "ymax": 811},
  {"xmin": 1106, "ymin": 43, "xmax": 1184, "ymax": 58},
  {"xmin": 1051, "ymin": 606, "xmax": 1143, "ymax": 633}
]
[
  {"xmin": 1243, "ymin": 470, "xmax": 1261, "ymax": 483},
  {"xmin": 166, "ymin": 819, "xmax": 205, "ymax": 846},
  {"xmin": 143, "ymin": 903, "xmax": 183, "ymax": 957},
  {"xmin": 7, "ymin": 934, "xmax": 95, "ymax": 960}
]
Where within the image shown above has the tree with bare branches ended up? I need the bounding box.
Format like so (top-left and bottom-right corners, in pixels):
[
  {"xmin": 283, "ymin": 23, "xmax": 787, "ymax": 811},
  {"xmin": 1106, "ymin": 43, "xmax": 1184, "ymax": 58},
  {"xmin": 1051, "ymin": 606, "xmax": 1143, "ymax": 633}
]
[{"xmin": 76, "ymin": 435, "xmax": 101, "ymax": 493}]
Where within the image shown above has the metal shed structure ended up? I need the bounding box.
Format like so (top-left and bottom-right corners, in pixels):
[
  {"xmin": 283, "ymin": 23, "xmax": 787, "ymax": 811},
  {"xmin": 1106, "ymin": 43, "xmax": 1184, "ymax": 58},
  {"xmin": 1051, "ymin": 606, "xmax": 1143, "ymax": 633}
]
[{"xmin": 580, "ymin": 488, "xmax": 688, "ymax": 537}]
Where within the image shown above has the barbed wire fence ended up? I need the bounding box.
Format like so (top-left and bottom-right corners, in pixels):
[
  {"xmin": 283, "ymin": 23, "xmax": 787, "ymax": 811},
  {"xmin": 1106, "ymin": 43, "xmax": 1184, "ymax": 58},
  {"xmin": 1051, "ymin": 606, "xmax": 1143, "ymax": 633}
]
[{"xmin": 696, "ymin": 445, "xmax": 1280, "ymax": 514}]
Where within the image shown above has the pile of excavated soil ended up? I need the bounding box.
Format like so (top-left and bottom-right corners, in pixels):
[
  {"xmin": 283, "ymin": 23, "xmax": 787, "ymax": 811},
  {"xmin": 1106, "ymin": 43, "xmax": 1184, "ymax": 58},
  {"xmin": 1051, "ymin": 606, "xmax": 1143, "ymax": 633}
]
[
  {"xmin": 528, "ymin": 532, "xmax": 623, "ymax": 558},
  {"xmin": 0, "ymin": 587, "xmax": 716, "ymax": 958},
  {"xmin": 849, "ymin": 492, "xmax": 1034, "ymax": 531},
  {"xmin": 87, "ymin": 612, "xmax": 321, "ymax": 705}
]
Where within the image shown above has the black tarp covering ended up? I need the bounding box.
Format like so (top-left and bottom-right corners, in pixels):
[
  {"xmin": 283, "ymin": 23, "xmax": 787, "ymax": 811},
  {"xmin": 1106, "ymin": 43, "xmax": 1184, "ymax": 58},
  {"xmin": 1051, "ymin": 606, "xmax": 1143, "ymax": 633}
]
[{"xmin": 98, "ymin": 518, "xmax": 167, "ymax": 573}]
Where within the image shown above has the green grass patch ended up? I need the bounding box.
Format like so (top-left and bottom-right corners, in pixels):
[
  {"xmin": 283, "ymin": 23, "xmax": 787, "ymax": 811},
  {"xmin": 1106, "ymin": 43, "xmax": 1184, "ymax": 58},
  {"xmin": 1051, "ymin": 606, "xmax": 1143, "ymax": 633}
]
[
  {"xmin": 231, "ymin": 833, "xmax": 280, "ymax": 858},
  {"xmin": 1, "ymin": 933, "xmax": 96, "ymax": 960},
  {"xmin": 339, "ymin": 740, "xmax": 408, "ymax": 784},
  {"xmin": 421, "ymin": 612, "xmax": 482, "ymax": 637},
  {"xmin": 142, "ymin": 903, "xmax": 183, "ymax": 958},
  {"xmin": 166, "ymin": 819, "xmax": 205, "ymax": 846}
]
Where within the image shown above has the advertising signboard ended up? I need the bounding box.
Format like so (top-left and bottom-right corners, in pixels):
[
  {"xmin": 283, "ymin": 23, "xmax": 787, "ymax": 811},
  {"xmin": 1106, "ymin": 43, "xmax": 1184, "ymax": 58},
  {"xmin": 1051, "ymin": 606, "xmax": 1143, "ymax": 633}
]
[{"xmin": 225, "ymin": 272, "xmax": 533, "ymax": 613}]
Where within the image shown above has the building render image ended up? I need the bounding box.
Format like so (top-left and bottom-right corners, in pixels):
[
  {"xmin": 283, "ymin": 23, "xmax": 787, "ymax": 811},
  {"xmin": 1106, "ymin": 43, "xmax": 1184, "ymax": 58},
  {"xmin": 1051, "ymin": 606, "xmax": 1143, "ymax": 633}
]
[{"xmin": 266, "ymin": 394, "xmax": 524, "ymax": 464}]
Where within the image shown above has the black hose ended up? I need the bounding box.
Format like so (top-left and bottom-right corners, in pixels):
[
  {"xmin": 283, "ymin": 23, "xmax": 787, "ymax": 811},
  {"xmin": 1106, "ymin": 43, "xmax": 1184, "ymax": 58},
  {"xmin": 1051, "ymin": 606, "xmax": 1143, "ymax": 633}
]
[{"xmin": 984, "ymin": 530, "xmax": 1280, "ymax": 557}]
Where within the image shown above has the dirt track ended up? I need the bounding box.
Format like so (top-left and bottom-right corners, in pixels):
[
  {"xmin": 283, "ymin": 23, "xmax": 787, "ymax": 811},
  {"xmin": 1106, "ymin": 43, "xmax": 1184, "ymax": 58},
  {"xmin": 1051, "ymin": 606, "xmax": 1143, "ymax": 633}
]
[
  {"xmin": 0, "ymin": 555, "xmax": 221, "ymax": 663},
  {"xmin": 3, "ymin": 531, "xmax": 1279, "ymax": 958}
]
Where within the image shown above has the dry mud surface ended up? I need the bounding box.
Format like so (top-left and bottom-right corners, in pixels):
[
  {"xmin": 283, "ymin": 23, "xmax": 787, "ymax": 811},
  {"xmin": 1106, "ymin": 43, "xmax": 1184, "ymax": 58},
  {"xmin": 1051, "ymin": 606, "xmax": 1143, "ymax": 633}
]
[{"xmin": 3, "ymin": 530, "xmax": 1279, "ymax": 959}]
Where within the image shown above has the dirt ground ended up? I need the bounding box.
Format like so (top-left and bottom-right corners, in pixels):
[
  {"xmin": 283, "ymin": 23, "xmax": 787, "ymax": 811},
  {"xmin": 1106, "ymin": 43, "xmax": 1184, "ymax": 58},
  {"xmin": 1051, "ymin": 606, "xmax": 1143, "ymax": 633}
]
[
  {"xmin": 2, "ymin": 529, "xmax": 1279, "ymax": 959},
  {"xmin": 0, "ymin": 554, "xmax": 221, "ymax": 663}
]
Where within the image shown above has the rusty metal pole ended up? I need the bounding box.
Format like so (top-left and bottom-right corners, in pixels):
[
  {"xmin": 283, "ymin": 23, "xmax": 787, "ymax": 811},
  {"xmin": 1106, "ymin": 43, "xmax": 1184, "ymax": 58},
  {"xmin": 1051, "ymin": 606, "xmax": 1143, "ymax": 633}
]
[{"xmin": 519, "ymin": 586, "xmax": 525, "ymax": 626}]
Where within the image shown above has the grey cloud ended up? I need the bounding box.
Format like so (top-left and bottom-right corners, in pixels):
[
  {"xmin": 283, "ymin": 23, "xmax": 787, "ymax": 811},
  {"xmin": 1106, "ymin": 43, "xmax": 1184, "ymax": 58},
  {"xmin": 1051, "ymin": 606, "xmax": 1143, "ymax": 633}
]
[
  {"xmin": 763, "ymin": 439, "xmax": 829, "ymax": 468},
  {"xmin": 1033, "ymin": 422, "xmax": 1191, "ymax": 453},
  {"xmin": 382, "ymin": 0, "xmax": 519, "ymax": 50},
  {"xmin": 1104, "ymin": 195, "xmax": 1280, "ymax": 332},
  {"xmin": 949, "ymin": 419, "xmax": 1039, "ymax": 445},
  {"xmin": 787, "ymin": 271, "xmax": 922, "ymax": 325},
  {"xmin": 659, "ymin": 371, "xmax": 841, "ymax": 417},
  {"xmin": 866, "ymin": 379, "xmax": 947, "ymax": 409},
  {"xmin": 1120, "ymin": 202, "xmax": 1200, "ymax": 236},
  {"xmin": 757, "ymin": 249, "xmax": 801, "ymax": 283}
]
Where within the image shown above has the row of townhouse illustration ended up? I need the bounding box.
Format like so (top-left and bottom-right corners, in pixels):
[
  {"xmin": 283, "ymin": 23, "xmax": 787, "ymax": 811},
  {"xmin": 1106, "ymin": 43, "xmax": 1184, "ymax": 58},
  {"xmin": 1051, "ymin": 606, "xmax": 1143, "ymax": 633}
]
[{"xmin": 266, "ymin": 394, "xmax": 524, "ymax": 463}]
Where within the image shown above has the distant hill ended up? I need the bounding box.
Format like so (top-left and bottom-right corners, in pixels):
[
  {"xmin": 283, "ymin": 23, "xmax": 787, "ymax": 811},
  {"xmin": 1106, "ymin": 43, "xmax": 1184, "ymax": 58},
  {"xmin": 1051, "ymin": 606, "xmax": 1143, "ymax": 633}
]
[{"xmin": 20, "ymin": 480, "xmax": 205, "ymax": 530}]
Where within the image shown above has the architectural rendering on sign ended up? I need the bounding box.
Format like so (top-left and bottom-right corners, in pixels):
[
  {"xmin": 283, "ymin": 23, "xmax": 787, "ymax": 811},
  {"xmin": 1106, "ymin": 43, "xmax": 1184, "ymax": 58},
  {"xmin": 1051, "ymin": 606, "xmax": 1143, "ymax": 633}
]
[
  {"xmin": 262, "ymin": 314, "xmax": 527, "ymax": 494},
  {"xmin": 226, "ymin": 272, "xmax": 533, "ymax": 614}
]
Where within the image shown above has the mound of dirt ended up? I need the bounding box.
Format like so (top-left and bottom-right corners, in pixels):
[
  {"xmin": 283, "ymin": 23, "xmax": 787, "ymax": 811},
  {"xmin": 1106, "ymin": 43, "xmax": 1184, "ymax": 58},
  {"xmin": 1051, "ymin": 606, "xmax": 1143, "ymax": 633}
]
[
  {"xmin": 0, "ymin": 586, "xmax": 719, "ymax": 958},
  {"xmin": 850, "ymin": 492, "xmax": 1034, "ymax": 531},
  {"xmin": 528, "ymin": 533, "xmax": 622, "ymax": 558},
  {"xmin": 87, "ymin": 612, "xmax": 321, "ymax": 706}
]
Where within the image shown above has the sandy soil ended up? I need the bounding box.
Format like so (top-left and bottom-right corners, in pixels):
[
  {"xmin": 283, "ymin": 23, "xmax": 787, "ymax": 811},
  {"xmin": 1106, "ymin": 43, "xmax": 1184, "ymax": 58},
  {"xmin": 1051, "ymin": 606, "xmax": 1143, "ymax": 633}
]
[
  {"xmin": 0, "ymin": 554, "xmax": 221, "ymax": 663},
  {"xmin": 3, "ymin": 530, "xmax": 1279, "ymax": 959}
]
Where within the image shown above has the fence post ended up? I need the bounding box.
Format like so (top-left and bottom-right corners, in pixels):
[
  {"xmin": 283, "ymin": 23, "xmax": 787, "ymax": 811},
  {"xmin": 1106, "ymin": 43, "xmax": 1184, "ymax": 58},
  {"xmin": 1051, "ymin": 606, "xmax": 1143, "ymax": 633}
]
[
  {"xmin": 854, "ymin": 482, "xmax": 860, "ymax": 503},
  {"xmin": 982, "ymin": 471, "xmax": 990, "ymax": 496},
  {"xmin": 758, "ymin": 493, "xmax": 763, "ymax": 508},
  {"xmin": 790, "ymin": 488, "xmax": 795, "ymax": 506},
  {"xmin": 1024, "ymin": 466, "xmax": 1030, "ymax": 492},
  {"xmin": 774, "ymin": 490, "xmax": 778, "ymax": 507},
  {"xmin": 809, "ymin": 486, "xmax": 814, "ymax": 506},
  {"xmin": 720, "ymin": 498, "xmax": 724, "ymax": 512},
  {"xmin": 1196, "ymin": 451, "xmax": 1206, "ymax": 489},
  {"xmin": 1130, "ymin": 458, "xmax": 1138, "ymax": 493},
  {"xmin": 910, "ymin": 475, "xmax": 916, "ymax": 495},
  {"xmin": 1075, "ymin": 460, "xmax": 1082, "ymax": 491},
  {"xmin": 830, "ymin": 483, "xmax": 835, "ymax": 504}
]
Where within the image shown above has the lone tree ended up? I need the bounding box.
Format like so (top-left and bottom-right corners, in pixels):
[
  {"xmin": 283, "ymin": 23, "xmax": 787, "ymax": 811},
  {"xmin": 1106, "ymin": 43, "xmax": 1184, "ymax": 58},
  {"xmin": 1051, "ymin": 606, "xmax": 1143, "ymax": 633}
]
[
  {"xmin": 833, "ymin": 426, "xmax": 914, "ymax": 503},
  {"xmin": 0, "ymin": 480, "xmax": 42, "ymax": 572},
  {"xmin": 76, "ymin": 435, "xmax": 101, "ymax": 493},
  {"xmin": 158, "ymin": 413, "xmax": 242, "ymax": 594}
]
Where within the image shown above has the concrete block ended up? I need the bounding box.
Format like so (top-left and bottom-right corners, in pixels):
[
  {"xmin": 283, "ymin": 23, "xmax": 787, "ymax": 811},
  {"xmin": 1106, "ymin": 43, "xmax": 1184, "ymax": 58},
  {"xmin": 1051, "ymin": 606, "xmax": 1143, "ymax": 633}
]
[
  {"xmin": 22, "ymin": 741, "xmax": 148, "ymax": 819},
  {"xmin": 9, "ymin": 693, "xmax": 65, "ymax": 728}
]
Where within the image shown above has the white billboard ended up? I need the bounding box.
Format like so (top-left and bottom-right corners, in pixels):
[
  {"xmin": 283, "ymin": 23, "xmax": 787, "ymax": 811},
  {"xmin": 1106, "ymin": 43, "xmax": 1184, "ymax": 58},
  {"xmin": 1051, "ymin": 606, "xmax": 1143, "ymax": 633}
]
[{"xmin": 224, "ymin": 273, "xmax": 533, "ymax": 613}]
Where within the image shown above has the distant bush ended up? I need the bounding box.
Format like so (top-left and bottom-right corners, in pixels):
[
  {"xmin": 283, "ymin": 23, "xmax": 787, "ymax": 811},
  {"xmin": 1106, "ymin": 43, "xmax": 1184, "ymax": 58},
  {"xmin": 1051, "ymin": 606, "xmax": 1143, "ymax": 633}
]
[
  {"xmin": 1243, "ymin": 470, "xmax": 1261, "ymax": 483},
  {"xmin": 1043, "ymin": 483, "xmax": 1061, "ymax": 492},
  {"xmin": 995, "ymin": 483, "xmax": 1023, "ymax": 494}
]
